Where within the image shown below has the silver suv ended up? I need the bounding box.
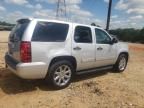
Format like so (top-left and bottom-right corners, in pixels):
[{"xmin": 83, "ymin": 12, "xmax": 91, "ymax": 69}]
[{"xmin": 5, "ymin": 18, "xmax": 129, "ymax": 89}]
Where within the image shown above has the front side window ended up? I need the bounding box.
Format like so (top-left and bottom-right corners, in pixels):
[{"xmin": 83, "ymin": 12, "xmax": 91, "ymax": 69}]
[
  {"xmin": 32, "ymin": 22, "xmax": 69, "ymax": 42},
  {"xmin": 74, "ymin": 26, "xmax": 92, "ymax": 43},
  {"xmin": 95, "ymin": 28, "xmax": 111, "ymax": 44}
]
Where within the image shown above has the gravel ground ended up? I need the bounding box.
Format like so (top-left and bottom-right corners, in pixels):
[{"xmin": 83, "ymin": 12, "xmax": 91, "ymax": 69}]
[{"xmin": 0, "ymin": 31, "xmax": 144, "ymax": 108}]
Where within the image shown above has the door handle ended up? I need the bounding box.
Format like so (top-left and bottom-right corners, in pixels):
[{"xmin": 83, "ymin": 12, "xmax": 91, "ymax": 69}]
[
  {"xmin": 73, "ymin": 46, "xmax": 81, "ymax": 50},
  {"xmin": 97, "ymin": 47, "xmax": 103, "ymax": 50}
]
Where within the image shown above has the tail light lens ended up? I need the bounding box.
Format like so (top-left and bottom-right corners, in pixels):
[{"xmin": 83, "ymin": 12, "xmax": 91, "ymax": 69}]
[{"xmin": 20, "ymin": 41, "xmax": 31, "ymax": 63}]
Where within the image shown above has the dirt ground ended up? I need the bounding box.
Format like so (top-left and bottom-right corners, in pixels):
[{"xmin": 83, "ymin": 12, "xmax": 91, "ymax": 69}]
[{"xmin": 0, "ymin": 31, "xmax": 144, "ymax": 108}]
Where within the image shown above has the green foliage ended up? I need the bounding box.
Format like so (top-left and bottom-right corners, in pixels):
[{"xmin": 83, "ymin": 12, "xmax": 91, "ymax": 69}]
[
  {"xmin": 139, "ymin": 28, "xmax": 144, "ymax": 43},
  {"xmin": 109, "ymin": 28, "xmax": 144, "ymax": 43}
]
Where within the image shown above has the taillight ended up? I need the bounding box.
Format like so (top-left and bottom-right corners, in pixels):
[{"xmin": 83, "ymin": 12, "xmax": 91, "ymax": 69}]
[{"xmin": 20, "ymin": 41, "xmax": 31, "ymax": 63}]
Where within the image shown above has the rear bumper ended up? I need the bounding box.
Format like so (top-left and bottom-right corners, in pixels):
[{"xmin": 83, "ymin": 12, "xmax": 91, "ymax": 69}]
[{"xmin": 5, "ymin": 53, "xmax": 48, "ymax": 79}]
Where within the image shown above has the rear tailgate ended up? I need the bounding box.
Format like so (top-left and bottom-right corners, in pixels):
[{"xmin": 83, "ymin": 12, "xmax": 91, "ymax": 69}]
[{"xmin": 8, "ymin": 19, "xmax": 30, "ymax": 62}]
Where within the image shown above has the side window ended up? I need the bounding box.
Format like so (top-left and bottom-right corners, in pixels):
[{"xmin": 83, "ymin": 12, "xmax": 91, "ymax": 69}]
[
  {"xmin": 32, "ymin": 22, "xmax": 69, "ymax": 42},
  {"xmin": 74, "ymin": 26, "xmax": 92, "ymax": 43},
  {"xmin": 95, "ymin": 28, "xmax": 111, "ymax": 44}
]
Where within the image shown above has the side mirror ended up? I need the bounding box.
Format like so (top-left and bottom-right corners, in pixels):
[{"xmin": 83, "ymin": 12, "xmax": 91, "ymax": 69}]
[{"xmin": 111, "ymin": 37, "xmax": 118, "ymax": 44}]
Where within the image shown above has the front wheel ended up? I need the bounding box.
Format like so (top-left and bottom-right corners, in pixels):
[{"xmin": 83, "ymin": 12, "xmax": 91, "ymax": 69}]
[
  {"xmin": 46, "ymin": 60, "xmax": 74, "ymax": 89},
  {"xmin": 113, "ymin": 54, "xmax": 128, "ymax": 72}
]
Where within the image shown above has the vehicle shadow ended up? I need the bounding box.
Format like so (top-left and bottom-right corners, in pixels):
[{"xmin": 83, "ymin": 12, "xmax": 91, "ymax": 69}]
[
  {"xmin": 0, "ymin": 67, "xmax": 110, "ymax": 94},
  {"xmin": 73, "ymin": 69, "xmax": 110, "ymax": 83},
  {"xmin": 0, "ymin": 68, "xmax": 55, "ymax": 94}
]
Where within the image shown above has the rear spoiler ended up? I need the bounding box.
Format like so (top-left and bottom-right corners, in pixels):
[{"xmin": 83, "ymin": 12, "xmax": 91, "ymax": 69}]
[{"xmin": 17, "ymin": 18, "xmax": 32, "ymax": 23}]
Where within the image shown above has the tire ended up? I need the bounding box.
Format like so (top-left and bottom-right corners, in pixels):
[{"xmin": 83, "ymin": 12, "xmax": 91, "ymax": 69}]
[
  {"xmin": 113, "ymin": 54, "xmax": 128, "ymax": 72},
  {"xmin": 46, "ymin": 60, "xmax": 74, "ymax": 89}
]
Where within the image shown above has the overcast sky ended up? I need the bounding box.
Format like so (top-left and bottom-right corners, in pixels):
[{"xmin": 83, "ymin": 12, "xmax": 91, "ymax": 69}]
[{"xmin": 0, "ymin": 0, "xmax": 144, "ymax": 29}]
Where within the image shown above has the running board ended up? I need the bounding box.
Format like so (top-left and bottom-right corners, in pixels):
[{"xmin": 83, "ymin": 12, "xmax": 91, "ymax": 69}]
[{"xmin": 76, "ymin": 65, "xmax": 113, "ymax": 75}]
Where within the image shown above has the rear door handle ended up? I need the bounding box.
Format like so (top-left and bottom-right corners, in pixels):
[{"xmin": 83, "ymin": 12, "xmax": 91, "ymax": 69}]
[
  {"xmin": 97, "ymin": 47, "xmax": 103, "ymax": 50},
  {"xmin": 73, "ymin": 46, "xmax": 81, "ymax": 50}
]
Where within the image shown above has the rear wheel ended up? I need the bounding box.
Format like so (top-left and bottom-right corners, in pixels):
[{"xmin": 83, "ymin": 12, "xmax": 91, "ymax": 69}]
[
  {"xmin": 46, "ymin": 60, "xmax": 74, "ymax": 89},
  {"xmin": 113, "ymin": 54, "xmax": 128, "ymax": 72}
]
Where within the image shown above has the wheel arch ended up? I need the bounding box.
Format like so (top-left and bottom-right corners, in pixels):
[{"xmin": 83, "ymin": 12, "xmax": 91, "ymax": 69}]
[
  {"xmin": 48, "ymin": 56, "xmax": 77, "ymax": 71},
  {"xmin": 113, "ymin": 51, "xmax": 129, "ymax": 72},
  {"xmin": 119, "ymin": 52, "xmax": 129, "ymax": 61}
]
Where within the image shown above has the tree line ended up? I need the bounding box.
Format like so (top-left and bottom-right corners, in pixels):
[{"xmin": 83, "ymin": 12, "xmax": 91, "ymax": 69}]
[
  {"xmin": 109, "ymin": 28, "xmax": 144, "ymax": 43},
  {"xmin": 0, "ymin": 21, "xmax": 15, "ymax": 31}
]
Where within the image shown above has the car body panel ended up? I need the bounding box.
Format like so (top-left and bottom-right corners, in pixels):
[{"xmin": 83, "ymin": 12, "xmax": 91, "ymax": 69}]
[
  {"xmin": 5, "ymin": 53, "xmax": 47, "ymax": 79},
  {"xmin": 71, "ymin": 24, "xmax": 96, "ymax": 70},
  {"xmin": 94, "ymin": 28, "xmax": 118, "ymax": 66}
]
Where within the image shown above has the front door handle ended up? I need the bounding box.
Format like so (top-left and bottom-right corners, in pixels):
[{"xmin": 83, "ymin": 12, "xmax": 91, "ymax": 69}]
[
  {"xmin": 73, "ymin": 46, "xmax": 81, "ymax": 50},
  {"xmin": 97, "ymin": 47, "xmax": 103, "ymax": 50}
]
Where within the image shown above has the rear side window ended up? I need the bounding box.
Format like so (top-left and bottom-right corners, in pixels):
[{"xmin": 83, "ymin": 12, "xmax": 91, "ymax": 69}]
[
  {"xmin": 74, "ymin": 26, "xmax": 92, "ymax": 43},
  {"xmin": 32, "ymin": 22, "xmax": 69, "ymax": 42},
  {"xmin": 10, "ymin": 22, "xmax": 29, "ymax": 41}
]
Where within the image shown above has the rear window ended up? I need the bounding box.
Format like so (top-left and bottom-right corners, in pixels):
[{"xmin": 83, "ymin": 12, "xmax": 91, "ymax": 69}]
[
  {"xmin": 10, "ymin": 22, "xmax": 29, "ymax": 41},
  {"xmin": 32, "ymin": 22, "xmax": 69, "ymax": 42}
]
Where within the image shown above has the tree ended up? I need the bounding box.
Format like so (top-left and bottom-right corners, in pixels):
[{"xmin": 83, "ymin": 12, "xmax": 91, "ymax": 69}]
[
  {"xmin": 109, "ymin": 28, "xmax": 144, "ymax": 43},
  {"xmin": 139, "ymin": 27, "xmax": 144, "ymax": 43}
]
